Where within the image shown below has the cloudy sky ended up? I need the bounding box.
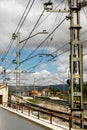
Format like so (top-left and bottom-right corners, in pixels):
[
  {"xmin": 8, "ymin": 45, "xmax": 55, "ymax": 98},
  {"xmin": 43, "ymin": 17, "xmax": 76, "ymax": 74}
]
[{"xmin": 0, "ymin": 0, "xmax": 87, "ymax": 86}]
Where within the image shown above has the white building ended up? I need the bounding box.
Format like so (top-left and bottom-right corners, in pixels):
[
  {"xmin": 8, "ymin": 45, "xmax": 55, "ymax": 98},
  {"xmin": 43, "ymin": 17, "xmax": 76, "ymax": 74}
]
[{"xmin": 0, "ymin": 83, "xmax": 8, "ymax": 104}]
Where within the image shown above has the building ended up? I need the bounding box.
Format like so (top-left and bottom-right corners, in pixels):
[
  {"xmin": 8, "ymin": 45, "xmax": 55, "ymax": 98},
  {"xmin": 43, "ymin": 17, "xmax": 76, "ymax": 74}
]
[
  {"xmin": 30, "ymin": 90, "xmax": 41, "ymax": 96},
  {"xmin": 42, "ymin": 88, "xmax": 50, "ymax": 96},
  {"xmin": 0, "ymin": 83, "xmax": 8, "ymax": 104}
]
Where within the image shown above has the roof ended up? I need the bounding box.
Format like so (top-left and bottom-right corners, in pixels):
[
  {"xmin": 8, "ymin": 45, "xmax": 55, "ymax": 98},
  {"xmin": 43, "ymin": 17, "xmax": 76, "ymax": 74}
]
[
  {"xmin": 42, "ymin": 88, "xmax": 49, "ymax": 92},
  {"xmin": 31, "ymin": 90, "xmax": 41, "ymax": 94},
  {"xmin": 0, "ymin": 83, "xmax": 8, "ymax": 90}
]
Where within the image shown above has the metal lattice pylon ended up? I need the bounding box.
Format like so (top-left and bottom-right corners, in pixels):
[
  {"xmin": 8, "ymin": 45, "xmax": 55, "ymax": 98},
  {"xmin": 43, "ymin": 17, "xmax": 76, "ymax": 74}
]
[{"xmin": 69, "ymin": 0, "xmax": 84, "ymax": 129}]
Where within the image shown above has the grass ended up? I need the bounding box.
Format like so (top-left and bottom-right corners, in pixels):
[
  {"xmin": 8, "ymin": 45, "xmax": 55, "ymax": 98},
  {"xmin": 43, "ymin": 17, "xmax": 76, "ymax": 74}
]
[{"xmin": 27, "ymin": 98, "xmax": 38, "ymax": 104}]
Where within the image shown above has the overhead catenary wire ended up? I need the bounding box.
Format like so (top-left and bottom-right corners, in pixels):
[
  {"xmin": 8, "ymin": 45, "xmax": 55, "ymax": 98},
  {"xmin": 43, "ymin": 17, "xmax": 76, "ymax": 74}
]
[
  {"xmin": 21, "ymin": 1, "xmax": 69, "ymax": 65},
  {"xmin": 1, "ymin": 0, "xmax": 87, "ymax": 86},
  {"xmin": 24, "ymin": 37, "xmax": 87, "ymax": 72},
  {"xmin": 8, "ymin": 16, "xmax": 67, "ymax": 72},
  {"xmin": 6, "ymin": 9, "xmax": 45, "ymax": 69},
  {"xmin": 1, "ymin": 0, "xmax": 35, "ymax": 64},
  {"xmin": 36, "ymin": 0, "xmax": 65, "ymax": 28},
  {"xmin": 19, "ymin": 43, "xmax": 87, "ymax": 74},
  {"xmin": 20, "ymin": 9, "xmax": 45, "ymax": 52},
  {"xmin": 7, "ymin": 28, "xmax": 87, "ymax": 72},
  {"xmin": 19, "ymin": 17, "xmax": 67, "ymax": 65},
  {"xmin": 2, "ymin": 0, "xmax": 87, "ymax": 73},
  {"xmin": 16, "ymin": 0, "xmax": 36, "ymax": 32},
  {"xmin": 5, "ymin": 37, "xmax": 87, "ymax": 78},
  {"xmin": 34, "ymin": 0, "xmax": 65, "ymax": 54},
  {"xmin": 45, "ymin": 2, "xmax": 66, "ymax": 52},
  {"xmin": 21, "ymin": 1, "xmax": 69, "ymax": 70},
  {"xmin": 5, "ymin": 0, "xmax": 68, "ymax": 70},
  {"xmin": 19, "ymin": 1, "xmax": 66, "ymax": 68},
  {"xmin": 14, "ymin": 0, "xmax": 32, "ymax": 33},
  {"xmin": 81, "ymin": 7, "xmax": 87, "ymax": 39}
]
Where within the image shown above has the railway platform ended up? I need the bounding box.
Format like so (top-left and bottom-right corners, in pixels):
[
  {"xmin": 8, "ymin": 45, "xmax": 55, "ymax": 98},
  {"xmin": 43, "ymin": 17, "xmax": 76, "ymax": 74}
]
[{"xmin": 0, "ymin": 105, "xmax": 75, "ymax": 130}]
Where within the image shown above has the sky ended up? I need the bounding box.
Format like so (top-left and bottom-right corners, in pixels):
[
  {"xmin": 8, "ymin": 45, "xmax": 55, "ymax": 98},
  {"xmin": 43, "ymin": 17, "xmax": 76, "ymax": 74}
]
[{"xmin": 0, "ymin": 0, "xmax": 87, "ymax": 86}]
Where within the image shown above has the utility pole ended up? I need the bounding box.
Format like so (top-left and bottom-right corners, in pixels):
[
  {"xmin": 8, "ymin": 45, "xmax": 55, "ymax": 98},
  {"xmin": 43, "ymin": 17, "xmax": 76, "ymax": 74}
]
[
  {"xmin": 69, "ymin": 0, "xmax": 84, "ymax": 129},
  {"xmin": 12, "ymin": 32, "xmax": 21, "ymax": 96},
  {"xmin": 12, "ymin": 31, "xmax": 48, "ymax": 96},
  {"xmin": 69, "ymin": 1, "xmax": 87, "ymax": 129},
  {"xmin": 2, "ymin": 59, "xmax": 7, "ymax": 84},
  {"xmin": 44, "ymin": 0, "xmax": 87, "ymax": 129}
]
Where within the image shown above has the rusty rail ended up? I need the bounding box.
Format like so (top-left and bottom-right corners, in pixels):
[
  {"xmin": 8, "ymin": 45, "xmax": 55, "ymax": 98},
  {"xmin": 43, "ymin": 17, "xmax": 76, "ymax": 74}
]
[{"xmin": 1, "ymin": 101, "xmax": 87, "ymax": 130}]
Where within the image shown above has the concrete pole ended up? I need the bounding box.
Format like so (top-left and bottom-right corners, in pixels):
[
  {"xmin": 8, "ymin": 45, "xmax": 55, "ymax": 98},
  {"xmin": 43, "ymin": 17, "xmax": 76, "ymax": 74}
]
[
  {"xmin": 69, "ymin": 0, "xmax": 84, "ymax": 129},
  {"xmin": 16, "ymin": 32, "xmax": 21, "ymax": 96}
]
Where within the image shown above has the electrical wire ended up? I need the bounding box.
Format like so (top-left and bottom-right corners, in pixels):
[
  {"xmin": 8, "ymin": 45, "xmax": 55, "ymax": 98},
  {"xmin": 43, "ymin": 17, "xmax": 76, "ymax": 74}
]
[
  {"xmin": 17, "ymin": 0, "xmax": 36, "ymax": 32},
  {"xmin": 0, "ymin": 0, "xmax": 35, "ymax": 65},
  {"xmin": 36, "ymin": 0, "xmax": 65, "ymax": 28},
  {"xmin": 2, "ymin": 0, "xmax": 87, "ymax": 74},
  {"xmin": 14, "ymin": 0, "xmax": 32, "ymax": 32},
  {"xmin": 20, "ymin": 9, "xmax": 45, "ymax": 52},
  {"xmin": 18, "ymin": 0, "xmax": 65, "ymax": 64},
  {"xmin": 28, "ymin": 37, "xmax": 87, "ymax": 73},
  {"xmin": 6, "ymin": 0, "xmax": 67, "ymax": 70},
  {"xmin": 6, "ymin": 9, "xmax": 45, "ymax": 69},
  {"xmin": 19, "ymin": 17, "xmax": 67, "ymax": 65}
]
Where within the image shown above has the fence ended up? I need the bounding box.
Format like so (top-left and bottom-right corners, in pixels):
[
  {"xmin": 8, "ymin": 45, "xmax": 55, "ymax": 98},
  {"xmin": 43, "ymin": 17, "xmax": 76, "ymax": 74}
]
[{"xmin": 2, "ymin": 101, "xmax": 87, "ymax": 130}]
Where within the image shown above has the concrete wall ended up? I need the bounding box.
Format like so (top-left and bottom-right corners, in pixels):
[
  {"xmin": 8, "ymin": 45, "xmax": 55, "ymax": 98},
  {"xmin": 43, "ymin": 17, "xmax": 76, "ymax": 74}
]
[
  {"xmin": 0, "ymin": 87, "xmax": 8, "ymax": 103},
  {"xmin": 0, "ymin": 107, "xmax": 51, "ymax": 130}
]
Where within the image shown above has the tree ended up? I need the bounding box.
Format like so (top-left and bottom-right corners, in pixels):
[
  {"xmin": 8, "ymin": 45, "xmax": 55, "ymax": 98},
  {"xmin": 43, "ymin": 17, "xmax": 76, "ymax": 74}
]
[{"xmin": 83, "ymin": 81, "xmax": 87, "ymax": 100}]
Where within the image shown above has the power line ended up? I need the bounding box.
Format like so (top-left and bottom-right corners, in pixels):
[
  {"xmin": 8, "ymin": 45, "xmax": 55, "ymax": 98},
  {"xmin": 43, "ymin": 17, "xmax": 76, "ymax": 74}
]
[
  {"xmin": 20, "ymin": 9, "xmax": 45, "ymax": 51},
  {"xmin": 19, "ymin": 17, "xmax": 67, "ymax": 65},
  {"xmin": 1, "ymin": 0, "xmax": 35, "ymax": 64},
  {"xmin": 7, "ymin": 16, "xmax": 68, "ymax": 71},
  {"xmin": 7, "ymin": 8, "xmax": 45, "ymax": 69},
  {"xmin": 36, "ymin": 0, "xmax": 65, "ymax": 28},
  {"xmin": 19, "ymin": 0, "xmax": 64, "ymax": 67},
  {"xmin": 2, "ymin": 0, "xmax": 68, "ymax": 70},
  {"xmin": 2, "ymin": 0, "xmax": 87, "ymax": 75},
  {"xmin": 14, "ymin": 0, "xmax": 32, "ymax": 32}
]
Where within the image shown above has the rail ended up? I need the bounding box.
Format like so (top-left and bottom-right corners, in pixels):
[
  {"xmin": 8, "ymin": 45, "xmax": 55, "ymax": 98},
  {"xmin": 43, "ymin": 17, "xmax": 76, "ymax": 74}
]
[
  {"xmin": 1, "ymin": 101, "xmax": 87, "ymax": 130},
  {"xmin": 36, "ymin": 96, "xmax": 87, "ymax": 109}
]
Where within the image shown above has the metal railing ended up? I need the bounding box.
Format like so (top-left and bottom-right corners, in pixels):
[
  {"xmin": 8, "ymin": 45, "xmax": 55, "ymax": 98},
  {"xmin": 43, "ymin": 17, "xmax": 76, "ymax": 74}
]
[{"xmin": 1, "ymin": 102, "xmax": 87, "ymax": 130}]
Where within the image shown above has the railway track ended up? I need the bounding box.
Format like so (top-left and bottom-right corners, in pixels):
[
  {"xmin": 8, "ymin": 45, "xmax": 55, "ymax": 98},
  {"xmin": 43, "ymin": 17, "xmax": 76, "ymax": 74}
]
[
  {"xmin": 36, "ymin": 96, "xmax": 69, "ymax": 106},
  {"xmin": 35, "ymin": 96, "xmax": 87, "ymax": 109},
  {"xmin": 24, "ymin": 100, "xmax": 87, "ymax": 129}
]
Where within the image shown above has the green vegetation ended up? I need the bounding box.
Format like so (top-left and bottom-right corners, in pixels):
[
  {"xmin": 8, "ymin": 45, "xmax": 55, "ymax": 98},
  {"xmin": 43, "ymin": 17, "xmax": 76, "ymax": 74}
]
[
  {"xmin": 49, "ymin": 86, "xmax": 60, "ymax": 96},
  {"xmin": 76, "ymin": 81, "xmax": 87, "ymax": 102},
  {"xmin": 27, "ymin": 98, "xmax": 38, "ymax": 104},
  {"xmin": 40, "ymin": 114, "xmax": 49, "ymax": 120},
  {"xmin": 48, "ymin": 82, "xmax": 87, "ymax": 102},
  {"xmin": 83, "ymin": 81, "xmax": 87, "ymax": 102}
]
